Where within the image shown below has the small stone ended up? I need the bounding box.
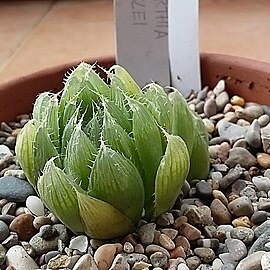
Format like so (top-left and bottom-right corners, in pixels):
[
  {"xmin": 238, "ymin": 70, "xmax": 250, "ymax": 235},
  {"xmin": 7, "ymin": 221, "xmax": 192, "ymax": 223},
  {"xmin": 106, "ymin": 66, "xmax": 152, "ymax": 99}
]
[
  {"xmin": 185, "ymin": 205, "xmax": 213, "ymax": 226},
  {"xmin": 251, "ymin": 211, "xmax": 268, "ymax": 224},
  {"xmin": 160, "ymin": 228, "xmax": 178, "ymax": 240},
  {"xmin": 138, "ymin": 223, "xmax": 156, "ymax": 245},
  {"xmin": 217, "ymin": 121, "xmax": 247, "ymax": 143},
  {"xmin": 9, "ymin": 213, "xmax": 36, "ymax": 241},
  {"xmin": 216, "ymin": 91, "xmax": 230, "ymax": 111},
  {"xmin": 2, "ymin": 232, "xmax": 18, "ymax": 249},
  {"xmin": 123, "ymin": 242, "xmax": 134, "ymax": 253},
  {"xmin": 134, "ymin": 244, "xmax": 144, "ymax": 254},
  {"xmin": 228, "ymin": 196, "xmax": 254, "ymax": 217},
  {"xmin": 94, "ymin": 243, "xmax": 123, "ymax": 270},
  {"xmin": 257, "ymin": 153, "xmax": 270, "ymax": 169},
  {"xmin": 150, "ymin": 252, "xmax": 168, "ymax": 268},
  {"xmin": 6, "ymin": 245, "xmax": 39, "ymax": 270},
  {"xmin": 0, "ymin": 244, "xmax": 6, "ymax": 266},
  {"xmin": 159, "ymin": 233, "xmax": 175, "ymax": 250},
  {"xmin": 26, "ymin": 195, "xmax": 44, "ymax": 216},
  {"xmin": 213, "ymin": 190, "xmax": 228, "ymax": 206},
  {"xmin": 156, "ymin": 213, "xmax": 174, "ymax": 227},
  {"xmin": 132, "ymin": 261, "xmax": 151, "ymax": 270},
  {"xmin": 231, "ymin": 95, "xmax": 245, "ymax": 107},
  {"xmin": 186, "ymin": 256, "xmax": 201, "ymax": 270},
  {"xmin": 212, "ymin": 258, "xmax": 224, "ymax": 270},
  {"xmin": 210, "ymin": 199, "xmax": 232, "ymax": 225},
  {"xmin": 204, "ymin": 99, "xmax": 217, "ymax": 117},
  {"xmin": 254, "ymin": 220, "xmax": 270, "ymax": 238},
  {"xmin": 29, "ymin": 224, "xmax": 69, "ymax": 255},
  {"xmin": 236, "ymin": 105, "xmax": 264, "ymax": 122},
  {"xmin": 230, "ymin": 227, "xmax": 254, "ymax": 245},
  {"xmin": 177, "ymin": 263, "xmax": 189, "ymax": 270},
  {"xmin": 260, "ymin": 252, "xmax": 270, "ymax": 270},
  {"xmin": 213, "ymin": 80, "xmax": 225, "ymax": 95},
  {"xmin": 233, "ymin": 138, "xmax": 248, "ymax": 148},
  {"xmin": 39, "ymin": 224, "xmax": 57, "ymax": 239},
  {"xmin": 0, "ymin": 145, "xmax": 11, "ymax": 156},
  {"xmin": 174, "ymin": 236, "xmax": 190, "ymax": 252},
  {"xmin": 145, "ymin": 244, "xmax": 170, "ymax": 258},
  {"xmin": 252, "ymin": 176, "xmax": 270, "ymax": 192},
  {"xmin": 197, "ymin": 238, "xmax": 219, "ymax": 250},
  {"xmin": 203, "ymin": 118, "xmax": 215, "ymax": 133},
  {"xmin": 69, "ymin": 235, "xmax": 88, "ymax": 253},
  {"xmin": 249, "ymin": 233, "xmax": 270, "ymax": 254},
  {"xmin": 235, "ymin": 251, "xmax": 265, "ymax": 270},
  {"xmin": 196, "ymin": 181, "xmax": 213, "ymax": 199},
  {"xmin": 73, "ymin": 254, "xmax": 98, "ymax": 270},
  {"xmin": 0, "ymin": 176, "xmax": 35, "ymax": 202},
  {"xmin": 245, "ymin": 120, "xmax": 262, "ymax": 148},
  {"xmin": 209, "ymin": 137, "xmax": 230, "ymax": 146},
  {"xmin": 232, "ymin": 216, "xmax": 252, "ymax": 228},
  {"xmin": 0, "ymin": 220, "xmax": 9, "ymax": 242},
  {"xmin": 239, "ymin": 186, "xmax": 257, "ymax": 202},
  {"xmin": 261, "ymin": 124, "xmax": 270, "ymax": 153},
  {"xmin": 194, "ymin": 247, "xmax": 215, "ymax": 263},
  {"xmin": 109, "ymin": 254, "xmax": 130, "ymax": 270},
  {"xmin": 219, "ymin": 166, "xmax": 243, "ymax": 189},
  {"xmin": 225, "ymin": 238, "xmax": 247, "ymax": 261},
  {"xmin": 219, "ymin": 252, "xmax": 237, "ymax": 266},
  {"xmin": 178, "ymin": 223, "xmax": 202, "ymax": 240},
  {"xmin": 33, "ymin": 216, "xmax": 53, "ymax": 230},
  {"xmin": 258, "ymin": 114, "xmax": 270, "ymax": 127},
  {"xmin": 218, "ymin": 142, "xmax": 231, "ymax": 162},
  {"xmin": 44, "ymin": 250, "xmax": 60, "ymax": 263},
  {"xmin": 169, "ymin": 246, "xmax": 186, "ymax": 259},
  {"xmin": 1, "ymin": 202, "xmax": 16, "ymax": 216},
  {"xmin": 47, "ymin": 254, "xmax": 71, "ymax": 269},
  {"xmin": 225, "ymin": 147, "xmax": 257, "ymax": 169}
]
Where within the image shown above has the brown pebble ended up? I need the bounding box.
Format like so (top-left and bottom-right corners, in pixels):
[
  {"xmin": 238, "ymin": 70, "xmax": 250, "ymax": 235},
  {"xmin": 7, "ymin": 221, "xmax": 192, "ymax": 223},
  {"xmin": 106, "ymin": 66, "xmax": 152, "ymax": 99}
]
[
  {"xmin": 134, "ymin": 244, "xmax": 144, "ymax": 254},
  {"xmin": 159, "ymin": 234, "xmax": 175, "ymax": 250},
  {"xmin": 169, "ymin": 246, "xmax": 186, "ymax": 259},
  {"xmin": 33, "ymin": 216, "xmax": 53, "ymax": 230},
  {"xmin": 178, "ymin": 223, "xmax": 201, "ymax": 241},
  {"xmin": 212, "ymin": 190, "xmax": 228, "ymax": 206},
  {"xmin": 94, "ymin": 243, "xmax": 123, "ymax": 270},
  {"xmin": 121, "ymin": 233, "xmax": 137, "ymax": 246},
  {"xmin": 174, "ymin": 216, "xmax": 188, "ymax": 229},
  {"xmin": 174, "ymin": 236, "xmax": 190, "ymax": 252},
  {"xmin": 231, "ymin": 95, "xmax": 245, "ymax": 107},
  {"xmin": 210, "ymin": 199, "xmax": 232, "ymax": 225},
  {"xmin": 160, "ymin": 228, "xmax": 178, "ymax": 240},
  {"xmin": 9, "ymin": 213, "xmax": 37, "ymax": 241},
  {"xmin": 145, "ymin": 244, "xmax": 170, "ymax": 258},
  {"xmin": 257, "ymin": 153, "xmax": 270, "ymax": 169}
]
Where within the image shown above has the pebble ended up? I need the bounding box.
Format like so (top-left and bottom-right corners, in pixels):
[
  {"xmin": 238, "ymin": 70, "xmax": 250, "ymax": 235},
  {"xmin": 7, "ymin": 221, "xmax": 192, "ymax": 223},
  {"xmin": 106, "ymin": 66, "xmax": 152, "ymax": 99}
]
[
  {"xmin": 47, "ymin": 254, "xmax": 71, "ymax": 269},
  {"xmin": 196, "ymin": 181, "xmax": 213, "ymax": 199},
  {"xmin": 212, "ymin": 258, "xmax": 224, "ymax": 270},
  {"xmin": 170, "ymin": 246, "xmax": 186, "ymax": 259},
  {"xmin": 228, "ymin": 196, "xmax": 254, "ymax": 217},
  {"xmin": 203, "ymin": 118, "xmax": 215, "ymax": 133},
  {"xmin": 204, "ymin": 99, "xmax": 217, "ymax": 117},
  {"xmin": 138, "ymin": 223, "xmax": 156, "ymax": 245},
  {"xmin": 217, "ymin": 121, "xmax": 247, "ymax": 142},
  {"xmin": 185, "ymin": 205, "xmax": 213, "ymax": 226},
  {"xmin": 0, "ymin": 220, "xmax": 9, "ymax": 242},
  {"xmin": 219, "ymin": 166, "xmax": 243, "ymax": 189},
  {"xmin": 257, "ymin": 153, "xmax": 270, "ymax": 169},
  {"xmin": 225, "ymin": 147, "xmax": 257, "ymax": 169},
  {"xmin": 249, "ymin": 233, "xmax": 270, "ymax": 254},
  {"xmin": 213, "ymin": 190, "xmax": 228, "ymax": 206},
  {"xmin": 232, "ymin": 216, "xmax": 252, "ymax": 228},
  {"xmin": 94, "ymin": 243, "xmax": 123, "ymax": 270},
  {"xmin": 145, "ymin": 244, "xmax": 170, "ymax": 258},
  {"xmin": 245, "ymin": 120, "xmax": 261, "ymax": 148},
  {"xmin": 109, "ymin": 254, "xmax": 130, "ymax": 270},
  {"xmin": 225, "ymin": 238, "xmax": 247, "ymax": 261},
  {"xmin": 216, "ymin": 91, "xmax": 230, "ymax": 112},
  {"xmin": 213, "ymin": 80, "xmax": 225, "ymax": 95},
  {"xmin": 177, "ymin": 263, "xmax": 189, "ymax": 270},
  {"xmin": 186, "ymin": 256, "xmax": 201, "ymax": 270},
  {"xmin": 258, "ymin": 114, "xmax": 270, "ymax": 127},
  {"xmin": 252, "ymin": 176, "xmax": 270, "ymax": 192},
  {"xmin": 0, "ymin": 176, "xmax": 35, "ymax": 202},
  {"xmin": 2, "ymin": 202, "xmax": 16, "ymax": 216},
  {"xmin": 178, "ymin": 223, "xmax": 202, "ymax": 240},
  {"xmin": 150, "ymin": 252, "xmax": 168, "ymax": 268},
  {"xmin": 236, "ymin": 105, "xmax": 264, "ymax": 122},
  {"xmin": 194, "ymin": 247, "xmax": 215, "ymax": 263},
  {"xmin": 73, "ymin": 254, "xmax": 98, "ymax": 270},
  {"xmin": 159, "ymin": 233, "xmax": 175, "ymax": 250},
  {"xmin": 254, "ymin": 220, "xmax": 270, "ymax": 238},
  {"xmin": 33, "ymin": 216, "xmax": 53, "ymax": 230},
  {"xmin": 197, "ymin": 239, "xmax": 219, "ymax": 250},
  {"xmin": 9, "ymin": 213, "xmax": 36, "ymax": 241},
  {"xmin": 210, "ymin": 199, "xmax": 232, "ymax": 224},
  {"xmin": 230, "ymin": 226, "xmax": 254, "ymax": 246},
  {"xmin": 156, "ymin": 213, "xmax": 174, "ymax": 227},
  {"xmin": 26, "ymin": 195, "xmax": 44, "ymax": 216},
  {"xmin": 235, "ymin": 251, "xmax": 265, "ymax": 270},
  {"xmin": 231, "ymin": 95, "xmax": 245, "ymax": 107},
  {"xmin": 29, "ymin": 224, "xmax": 69, "ymax": 255},
  {"xmin": 174, "ymin": 236, "xmax": 190, "ymax": 252},
  {"xmin": 0, "ymin": 145, "xmax": 12, "ymax": 156},
  {"xmin": 2, "ymin": 232, "xmax": 18, "ymax": 249},
  {"xmin": 161, "ymin": 228, "xmax": 178, "ymax": 240},
  {"xmin": 261, "ymin": 252, "xmax": 270, "ymax": 270},
  {"xmin": 6, "ymin": 245, "xmax": 39, "ymax": 270},
  {"xmin": 251, "ymin": 211, "xmax": 268, "ymax": 224},
  {"xmin": 261, "ymin": 124, "xmax": 270, "ymax": 153},
  {"xmin": 69, "ymin": 235, "xmax": 88, "ymax": 253}
]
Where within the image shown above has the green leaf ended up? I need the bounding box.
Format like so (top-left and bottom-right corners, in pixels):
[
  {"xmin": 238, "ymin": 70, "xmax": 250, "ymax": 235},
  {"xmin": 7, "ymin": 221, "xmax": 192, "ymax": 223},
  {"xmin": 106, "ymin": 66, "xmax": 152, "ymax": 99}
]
[
  {"xmin": 83, "ymin": 110, "xmax": 101, "ymax": 147},
  {"xmin": 109, "ymin": 65, "xmax": 142, "ymax": 97},
  {"xmin": 154, "ymin": 133, "xmax": 190, "ymax": 218},
  {"xmin": 34, "ymin": 125, "xmax": 61, "ymax": 174},
  {"xmin": 77, "ymin": 191, "xmax": 135, "ymax": 239},
  {"xmin": 142, "ymin": 83, "xmax": 172, "ymax": 131},
  {"xmin": 64, "ymin": 125, "xmax": 97, "ymax": 190},
  {"xmin": 32, "ymin": 92, "xmax": 52, "ymax": 122},
  {"xmin": 15, "ymin": 120, "xmax": 37, "ymax": 187},
  {"xmin": 169, "ymin": 90, "xmax": 195, "ymax": 155},
  {"xmin": 37, "ymin": 159, "xmax": 84, "ymax": 234},
  {"xmin": 102, "ymin": 109, "xmax": 141, "ymax": 169},
  {"xmin": 88, "ymin": 143, "xmax": 144, "ymax": 224},
  {"xmin": 128, "ymin": 98, "xmax": 164, "ymax": 218}
]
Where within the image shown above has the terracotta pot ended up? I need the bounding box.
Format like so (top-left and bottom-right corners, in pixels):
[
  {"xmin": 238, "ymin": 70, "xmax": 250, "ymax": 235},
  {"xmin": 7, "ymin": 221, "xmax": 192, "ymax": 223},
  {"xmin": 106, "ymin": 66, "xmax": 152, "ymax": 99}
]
[{"xmin": 1, "ymin": 53, "xmax": 270, "ymax": 123}]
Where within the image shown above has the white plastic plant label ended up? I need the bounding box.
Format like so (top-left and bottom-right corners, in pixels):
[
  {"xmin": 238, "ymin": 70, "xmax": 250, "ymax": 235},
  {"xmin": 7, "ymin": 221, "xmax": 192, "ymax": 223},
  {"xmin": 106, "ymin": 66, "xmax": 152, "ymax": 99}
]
[
  {"xmin": 114, "ymin": 0, "xmax": 170, "ymax": 88},
  {"xmin": 168, "ymin": 0, "xmax": 201, "ymax": 97},
  {"xmin": 114, "ymin": 0, "xmax": 200, "ymax": 96}
]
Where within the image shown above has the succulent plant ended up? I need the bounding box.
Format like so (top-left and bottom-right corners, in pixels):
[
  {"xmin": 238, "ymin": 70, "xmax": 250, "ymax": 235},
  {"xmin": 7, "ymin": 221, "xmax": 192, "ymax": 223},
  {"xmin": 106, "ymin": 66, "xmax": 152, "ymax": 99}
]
[{"xmin": 15, "ymin": 63, "xmax": 209, "ymax": 239}]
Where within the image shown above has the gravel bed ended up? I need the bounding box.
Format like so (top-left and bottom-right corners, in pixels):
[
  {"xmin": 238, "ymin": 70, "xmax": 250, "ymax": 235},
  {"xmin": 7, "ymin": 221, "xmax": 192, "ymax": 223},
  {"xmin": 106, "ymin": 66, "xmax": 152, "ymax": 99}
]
[{"xmin": 1, "ymin": 80, "xmax": 270, "ymax": 269}]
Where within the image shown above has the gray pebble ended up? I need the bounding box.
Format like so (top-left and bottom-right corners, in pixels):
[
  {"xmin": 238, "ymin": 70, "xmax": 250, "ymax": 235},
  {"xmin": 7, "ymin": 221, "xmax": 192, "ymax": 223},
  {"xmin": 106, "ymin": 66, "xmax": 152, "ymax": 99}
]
[
  {"xmin": 1, "ymin": 202, "xmax": 16, "ymax": 215},
  {"xmin": 0, "ymin": 176, "xmax": 35, "ymax": 202},
  {"xmin": 216, "ymin": 91, "xmax": 229, "ymax": 112},
  {"xmin": 221, "ymin": 263, "xmax": 236, "ymax": 270},
  {"xmin": 197, "ymin": 238, "xmax": 219, "ymax": 250},
  {"xmin": 230, "ymin": 227, "xmax": 254, "ymax": 245},
  {"xmin": 186, "ymin": 256, "xmax": 201, "ymax": 270},
  {"xmin": 196, "ymin": 181, "xmax": 213, "ymax": 200},
  {"xmin": 198, "ymin": 88, "xmax": 208, "ymax": 100},
  {"xmin": 232, "ymin": 180, "xmax": 247, "ymax": 196},
  {"xmin": 249, "ymin": 232, "xmax": 270, "ymax": 254},
  {"xmin": 185, "ymin": 205, "xmax": 213, "ymax": 226},
  {"xmin": 204, "ymin": 99, "xmax": 217, "ymax": 117},
  {"xmin": 258, "ymin": 114, "xmax": 270, "ymax": 127},
  {"xmin": 156, "ymin": 213, "xmax": 174, "ymax": 227},
  {"xmin": 219, "ymin": 166, "xmax": 243, "ymax": 189},
  {"xmin": 44, "ymin": 250, "xmax": 60, "ymax": 264},
  {"xmin": 235, "ymin": 251, "xmax": 265, "ymax": 270},
  {"xmin": 0, "ymin": 220, "xmax": 9, "ymax": 242},
  {"xmin": 2, "ymin": 232, "xmax": 18, "ymax": 249},
  {"xmin": 145, "ymin": 244, "xmax": 170, "ymax": 258},
  {"xmin": 109, "ymin": 254, "xmax": 130, "ymax": 270},
  {"xmin": 194, "ymin": 247, "xmax": 215, "ymax": 263},
  {"xmin": 209, "ymin": 137, "xmax": 230, "ymax": 146},
  {"xmin": 225, "ymin": 238, "xmax": 247, "ymax": 261},
  {"xmin": 251, "ymin": 211, "xmax": 269, "ymax": 224},
  {"xmin": 254, "ymin": 220, "xmax": 270, "ymax": 238},
  {"xmin": 239, "ymin": 186, "xmax": 257, "ymax": 202},
  {"xmin": 138, "ymin": 223, "xmax": 156, "ymax": 245},
  {"xmin": 150, "ymin": 252, "xmax": 168, "ymax": 268},
  {"xmin": 245, "ymin": 120, "xmax": 261, "ymax": 148},
  {"xmin": 217, "ymin": 121, "xmax": 247, "ymax": 143},
  {"xmin": 252, "ymin": 176, "xmax": 270, "ymax": 192},
  {"xmin": 236, "ymin": 105, "xmax": 264, "ymax": 122},
  {"xmin": 39, "ymin": 225, "xmax": 57, "ymax": 239},
  {"xmin": 0, "ymin": 215, "xmax": 15, "ymax": 225},
  {"xmin": 0, "ymin": 244, "xmax": 6, "ymax": 266}
]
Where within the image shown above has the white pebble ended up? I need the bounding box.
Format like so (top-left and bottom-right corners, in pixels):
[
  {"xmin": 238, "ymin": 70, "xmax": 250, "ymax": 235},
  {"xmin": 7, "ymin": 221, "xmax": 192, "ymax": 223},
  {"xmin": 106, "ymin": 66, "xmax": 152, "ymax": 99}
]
[
  {"xmin": 6, "ymin": 245, "xmax": 39, "ymax": 270},
  {"xmin": 69, "ymin": 235, "xmax": 88, "ymax": 253},
  {"xmin": 177, "ymin": 263, "xmax": 189, "ymax": 270},
  {"xmin": 213, "ymin": 80, "xmax": 225, "ymax": 95},
  {"xmin": 252, "ymin": 176, "xmax": 270, "ymax": 192},
  {"xmin": 212, "ymin": 258, "xmax": 224, "ymax": 270},
  {"xmin": 0, "ymin": 145, "xmax": 12, "ymax": 156},
  {"xmin": 26, "ymin": 195, "xmax": 44, "ymax": 216},
  {"xmin": 73, "ymin": 254, "xmax": 98, "ymax": 270},
  {"xmin": 261, "ymin": 252, "xmax": 270, "ymax": 270}
]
